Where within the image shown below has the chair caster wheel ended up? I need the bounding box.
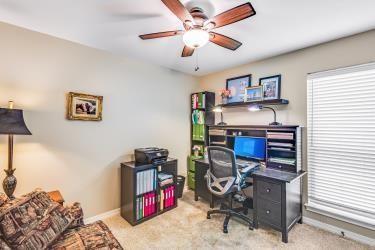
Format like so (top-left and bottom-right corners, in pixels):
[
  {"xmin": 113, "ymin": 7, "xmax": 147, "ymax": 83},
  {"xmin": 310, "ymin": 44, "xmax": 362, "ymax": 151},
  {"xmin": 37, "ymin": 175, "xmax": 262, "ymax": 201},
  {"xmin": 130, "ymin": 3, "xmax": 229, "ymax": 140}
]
[
  {"xmin": 207, "ymin": 215, "xmax": 211, "ymax": 219},
  {"xmin": 249, "ymin": 226, "xmax": 253, "ymax": 230},
  {"xmin": 223, "ymin": 228, "xmax": 228, "ymax": 234}
]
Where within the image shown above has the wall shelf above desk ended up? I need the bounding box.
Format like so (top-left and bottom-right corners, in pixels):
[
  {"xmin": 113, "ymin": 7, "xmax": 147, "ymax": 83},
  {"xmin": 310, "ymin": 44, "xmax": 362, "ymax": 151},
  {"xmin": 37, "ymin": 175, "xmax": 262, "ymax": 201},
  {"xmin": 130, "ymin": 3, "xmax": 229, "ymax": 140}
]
[{"xmin": 219, "ymin": 99, "xmax": 289, "ymax": 108}]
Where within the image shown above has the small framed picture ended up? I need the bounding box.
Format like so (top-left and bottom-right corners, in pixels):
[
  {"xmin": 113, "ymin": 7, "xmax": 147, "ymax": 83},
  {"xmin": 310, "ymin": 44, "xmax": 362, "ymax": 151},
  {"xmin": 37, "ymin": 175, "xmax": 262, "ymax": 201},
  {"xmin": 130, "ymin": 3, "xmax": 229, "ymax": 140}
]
[
  {"xmin": 259, "ymin": 75, "xmax": 281, "ymax": 100},
  {"xmin": 245, "ymin": 86, "xmax": 263, "ymax": 102},
  {"xmin": 67, "ymin": 92, "xmax": 103, "ymax": 121},
  {"xmin": 226, "ymin": 74, "xmax": 252, "ymax": 103}
]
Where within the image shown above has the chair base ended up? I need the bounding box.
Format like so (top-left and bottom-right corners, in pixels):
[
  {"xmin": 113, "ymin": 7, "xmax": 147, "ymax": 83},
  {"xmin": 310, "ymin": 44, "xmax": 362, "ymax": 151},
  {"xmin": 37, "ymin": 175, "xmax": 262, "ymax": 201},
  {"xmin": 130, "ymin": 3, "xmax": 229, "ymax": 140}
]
[{"xmin": 207, "ymin": 203, "xmax": 253, "ymax": 233}]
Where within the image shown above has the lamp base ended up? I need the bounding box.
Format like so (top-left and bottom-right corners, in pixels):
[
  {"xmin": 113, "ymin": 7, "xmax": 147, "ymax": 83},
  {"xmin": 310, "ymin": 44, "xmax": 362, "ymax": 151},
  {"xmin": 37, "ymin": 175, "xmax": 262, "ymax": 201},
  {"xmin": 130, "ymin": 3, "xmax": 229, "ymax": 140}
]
[
  {"xmin": 3, "ymin": 169, "xmax": 17, "ymax": 199},
  {"xmin": 269, "ymin": 122, "xmax": 282, "ymax": 126},
  {"xmin": 217, "ymin": 122, "xmax": 227, "ymax": 126}
]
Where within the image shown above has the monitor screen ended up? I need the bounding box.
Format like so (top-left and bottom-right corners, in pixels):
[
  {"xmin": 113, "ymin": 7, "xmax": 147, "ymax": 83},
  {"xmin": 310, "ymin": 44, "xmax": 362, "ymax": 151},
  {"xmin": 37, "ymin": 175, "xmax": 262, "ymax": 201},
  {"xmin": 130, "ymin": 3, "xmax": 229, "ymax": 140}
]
[{"xmin": 234, "ymin": 136, "xmax": 266, "ymax": 160}]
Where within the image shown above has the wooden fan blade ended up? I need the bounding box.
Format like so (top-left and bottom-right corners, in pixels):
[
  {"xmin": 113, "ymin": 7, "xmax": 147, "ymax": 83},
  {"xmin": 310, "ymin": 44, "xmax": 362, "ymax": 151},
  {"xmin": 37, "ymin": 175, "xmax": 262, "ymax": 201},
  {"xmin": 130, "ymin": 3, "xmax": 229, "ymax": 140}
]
[
  {"xmin": 139, "ymin": 30, "xmax": 183, "ymax": 40},
  {"xmin": 181, "ymin": 46, "xmax": 195, "ymax": 57},
  {"xmin": 206, "ymin": 2, "xmax": 256, "ymax": 29},
  {"xmin": 209, "ymin": 32, "xmax": 242, "ymax": 50},
  {"xmin": 161, "ymin": 0, "xmax": 195, "ymax": 27}
]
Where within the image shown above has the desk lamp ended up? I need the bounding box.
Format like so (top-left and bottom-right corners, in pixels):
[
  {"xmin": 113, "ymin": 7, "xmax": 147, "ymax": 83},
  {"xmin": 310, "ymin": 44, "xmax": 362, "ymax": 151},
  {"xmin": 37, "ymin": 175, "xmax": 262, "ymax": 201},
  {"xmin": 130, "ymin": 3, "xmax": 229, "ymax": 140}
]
[
  {"xmin": 213, "ymin": 106, "xmax": 227, "ymax": 126},
  {"xmin": 248, "ymin": 104, "xmax": 282, "ymax": 126},
  {"xmin": 0, "ymin": 101, "xmax": 32, "ymax": 199}
]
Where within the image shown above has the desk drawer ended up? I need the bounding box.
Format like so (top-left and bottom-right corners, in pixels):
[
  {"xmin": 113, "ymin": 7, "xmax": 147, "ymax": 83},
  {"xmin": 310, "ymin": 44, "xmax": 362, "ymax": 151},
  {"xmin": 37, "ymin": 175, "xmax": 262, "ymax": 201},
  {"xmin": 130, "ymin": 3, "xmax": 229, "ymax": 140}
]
[
  {"xmin": 258, "ymin": 197, "xmax": 281, "ymax": 228},
  {"xmin": 267, "ymin": 162, "xmax": 295, "ymax": 172},
  {"xmin": 257, "ymin": 180, "xmax": 281, "ymax": 203}
]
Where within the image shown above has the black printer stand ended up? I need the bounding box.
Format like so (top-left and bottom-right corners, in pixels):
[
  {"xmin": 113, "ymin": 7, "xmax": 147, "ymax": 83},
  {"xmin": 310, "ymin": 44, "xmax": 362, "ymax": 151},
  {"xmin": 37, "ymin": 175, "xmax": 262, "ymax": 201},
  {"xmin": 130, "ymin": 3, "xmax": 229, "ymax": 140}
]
[{"xmin": 120, "ymin": 158, "xmax": 178, "ymax": 226}]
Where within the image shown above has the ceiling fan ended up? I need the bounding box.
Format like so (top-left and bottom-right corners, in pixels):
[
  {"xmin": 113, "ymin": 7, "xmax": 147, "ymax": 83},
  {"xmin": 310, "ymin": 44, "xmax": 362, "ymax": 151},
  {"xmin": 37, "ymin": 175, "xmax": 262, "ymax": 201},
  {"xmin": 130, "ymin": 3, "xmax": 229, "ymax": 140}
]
[{"xmin": 139, "ymin": 0, "xmax": 256, "ymax": 57}]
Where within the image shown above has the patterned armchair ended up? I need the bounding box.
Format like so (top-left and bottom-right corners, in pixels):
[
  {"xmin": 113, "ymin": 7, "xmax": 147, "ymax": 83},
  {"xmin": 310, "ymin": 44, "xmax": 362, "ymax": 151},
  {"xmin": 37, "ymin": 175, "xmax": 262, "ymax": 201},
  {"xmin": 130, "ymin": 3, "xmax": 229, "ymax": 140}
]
[{"xmin": 0, "ymin": 189, "xmax": 122, "ymax": 250}]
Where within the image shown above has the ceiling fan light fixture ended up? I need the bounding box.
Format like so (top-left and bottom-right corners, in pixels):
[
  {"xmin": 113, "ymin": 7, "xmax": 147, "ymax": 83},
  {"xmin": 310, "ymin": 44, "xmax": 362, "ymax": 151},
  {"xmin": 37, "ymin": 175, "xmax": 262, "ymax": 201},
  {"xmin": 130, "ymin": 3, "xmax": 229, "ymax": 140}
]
[{"xmin": 183, "ymin": 29, "xmax": 209, "ymax": 48}]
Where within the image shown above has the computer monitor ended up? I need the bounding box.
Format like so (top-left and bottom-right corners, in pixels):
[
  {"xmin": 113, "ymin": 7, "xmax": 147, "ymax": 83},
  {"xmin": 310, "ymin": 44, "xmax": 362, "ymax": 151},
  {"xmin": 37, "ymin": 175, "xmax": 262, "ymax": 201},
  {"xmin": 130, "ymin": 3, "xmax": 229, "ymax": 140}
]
[{"xmin": 234, "ymin": 136, "xmax": 266, "ymax": 160}]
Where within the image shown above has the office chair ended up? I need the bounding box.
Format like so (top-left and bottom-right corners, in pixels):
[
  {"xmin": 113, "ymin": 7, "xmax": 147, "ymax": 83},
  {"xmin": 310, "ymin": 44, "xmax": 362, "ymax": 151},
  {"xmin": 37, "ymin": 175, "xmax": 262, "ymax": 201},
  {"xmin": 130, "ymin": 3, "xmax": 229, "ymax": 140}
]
[{"xmin": 206, "ymin": 146, "xmax": 254, "ymax": 233}]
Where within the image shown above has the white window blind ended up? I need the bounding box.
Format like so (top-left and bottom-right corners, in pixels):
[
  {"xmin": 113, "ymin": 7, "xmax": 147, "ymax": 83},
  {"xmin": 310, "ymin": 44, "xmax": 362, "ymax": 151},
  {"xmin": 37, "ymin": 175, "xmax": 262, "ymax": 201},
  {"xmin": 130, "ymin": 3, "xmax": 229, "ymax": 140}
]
[{"xmin": 307, "ymin": 62, "xmax": 375, "ymax": 230}]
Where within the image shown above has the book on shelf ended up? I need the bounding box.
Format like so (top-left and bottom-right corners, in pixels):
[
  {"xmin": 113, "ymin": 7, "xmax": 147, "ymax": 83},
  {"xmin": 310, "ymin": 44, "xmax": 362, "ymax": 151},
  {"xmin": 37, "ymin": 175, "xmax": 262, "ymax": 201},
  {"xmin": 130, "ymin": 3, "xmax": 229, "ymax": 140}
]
[
  {"xmin": 161, "ymin": 185, "xmax": 175, "ymax": 210},
  {"xmin": 160, "ymin": 178, "xmax": 173, "ymax": 186},
  {"xmin": 160, "ymin": 190, "xmax": 164, "ymax": 211},
  {"xmin": 192, "ymin": 93, "xmax": 206, "ymax": 109},
  {"xmin": 268, "ymin": 142, "xmax": 294, "ymax": 148},
  {"xmin": 269, "ymin": 157, "xmax": 296, "ymax": 165},
  {"xmin": 267, "ymin": 132, "xmax": 294, "ymax": 140},
  {"xmin": 197, "ymin": 93, "xmax": 202, "ymax": 108},
  {"xmin": 158, "ymin": 172, "xmax": 174, "ymax": 187},
  {"xmin": 192, "ymin": 124, "xmax": 205, "ymax": 141},
  {"xmin": 136, "ymin": 191, "xmax": 156, "ymax": 220},
  {"xmin": 268, "ymin": 147, "xmax": 293, "ymax": 151},
  {"xmin": 136, "ymin": 169, "xmax": 157, "ymax": 196},
  {"xmin": 209, "ymin": 129, "xmax": 226, "ymax": 136},
  {"xmin": 192, "ymin": 110, "xmax": 205, "ymax": 124}
]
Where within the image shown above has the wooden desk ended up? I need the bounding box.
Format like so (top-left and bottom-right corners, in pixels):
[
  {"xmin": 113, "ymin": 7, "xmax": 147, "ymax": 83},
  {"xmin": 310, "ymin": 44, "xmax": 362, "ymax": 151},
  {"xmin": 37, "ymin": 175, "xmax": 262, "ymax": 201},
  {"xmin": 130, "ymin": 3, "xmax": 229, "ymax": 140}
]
[{"xmin": 193, "ymin": 158, "xmax": 306, "ymax": 243}]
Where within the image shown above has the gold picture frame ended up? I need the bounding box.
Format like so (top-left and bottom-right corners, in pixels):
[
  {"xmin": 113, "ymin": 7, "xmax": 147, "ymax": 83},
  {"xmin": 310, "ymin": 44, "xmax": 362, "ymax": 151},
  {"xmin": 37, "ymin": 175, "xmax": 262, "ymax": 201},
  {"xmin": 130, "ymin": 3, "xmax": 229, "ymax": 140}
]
[
  {"xmin": 67, "ymin": 92, "xmax": 103, "ymax": 121},
  {"xmin": 245, "ymin": 86, "xmax": 263, "ymax": 102}
]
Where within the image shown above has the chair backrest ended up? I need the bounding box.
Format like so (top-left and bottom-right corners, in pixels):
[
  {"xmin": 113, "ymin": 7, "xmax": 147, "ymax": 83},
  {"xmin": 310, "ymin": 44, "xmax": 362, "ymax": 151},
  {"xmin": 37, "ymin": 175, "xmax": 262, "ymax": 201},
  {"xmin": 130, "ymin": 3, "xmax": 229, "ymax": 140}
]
[
  {"xmin": 207, "ymin": 146, "xmax": 236, "ymax": 178},
  {"xmin": 206, "ymin": 146, "xmax": 237, "ymax": 197}
]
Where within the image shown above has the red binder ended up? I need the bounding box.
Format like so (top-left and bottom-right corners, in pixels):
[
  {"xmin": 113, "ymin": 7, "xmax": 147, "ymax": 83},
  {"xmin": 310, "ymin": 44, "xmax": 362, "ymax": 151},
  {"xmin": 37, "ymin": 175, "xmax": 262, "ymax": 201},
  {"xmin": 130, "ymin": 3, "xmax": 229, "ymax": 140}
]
[
  {"xmin": 165, "ymin": 187, "xmax": 169, "ymax": 207},
  {"xmin": 170, "ymin": 187, "xmax": 173, "ymax": 207},
  {"xmin": 165, "ymin": 188, "xmax": 169, "ymax": 208},
  {"xmin": 150, "ymin": 193, "xmax": 154, "ymax": 215},
  {"xmin": 144, "ymin": 193, "xmax": 148, "ymax": 217},
  {"xmin": 171, "ymin": 186, "xmax": 174, "ymax": 206},
  {"xmin": 152, "ymin": 192, "xmax": 155, "ymax": 214},
  {"xmin": 148, "ymin": 193, "xmax": 152, "ymax": 216},
  {"xmin": 148, "ymin": 193, "xmax": 152, "ymax": 215},
  {"xmin": 147, "ymin": 193, "xmax": 151, "ymax": 216},
  {"xmin": 167, "ymin": 187, "xmax": 171, "ymax": 207}
]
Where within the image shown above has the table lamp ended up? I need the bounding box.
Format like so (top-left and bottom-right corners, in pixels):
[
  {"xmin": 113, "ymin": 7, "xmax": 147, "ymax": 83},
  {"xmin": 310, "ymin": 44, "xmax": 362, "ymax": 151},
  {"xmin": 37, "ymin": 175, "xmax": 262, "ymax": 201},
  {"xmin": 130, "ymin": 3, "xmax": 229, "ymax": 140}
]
[
  {"xmin": 248, "ymin": 104, "xmax": 282, "ymax": 126},
  {"xmin": 213, "ymin": 106, "xmax": 227, "ymax": 126},
  {"xmin": 0, "ymin": 101, "xmax": 32, "ymax": 199}
]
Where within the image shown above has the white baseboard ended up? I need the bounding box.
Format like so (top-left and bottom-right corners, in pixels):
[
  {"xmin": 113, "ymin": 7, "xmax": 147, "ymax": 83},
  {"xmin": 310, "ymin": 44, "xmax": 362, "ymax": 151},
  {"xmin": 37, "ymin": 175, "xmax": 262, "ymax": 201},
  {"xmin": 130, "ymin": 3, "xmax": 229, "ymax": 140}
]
[
  {"xmin": 84, "ymin": 208, "xmax": 120, "ymax": 224},
  {"xmin": 303, "ymin": 216, "xmax": 375, "ymax": 247}
]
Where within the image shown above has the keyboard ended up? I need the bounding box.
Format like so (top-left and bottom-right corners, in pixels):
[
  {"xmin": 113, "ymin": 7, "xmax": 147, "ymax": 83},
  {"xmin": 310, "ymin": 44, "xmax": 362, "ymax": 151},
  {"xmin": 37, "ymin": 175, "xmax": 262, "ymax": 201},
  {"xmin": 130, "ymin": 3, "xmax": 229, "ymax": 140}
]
[{"xmin": 236, "ymin": 159, "xmax": 259, "ymax": 171}]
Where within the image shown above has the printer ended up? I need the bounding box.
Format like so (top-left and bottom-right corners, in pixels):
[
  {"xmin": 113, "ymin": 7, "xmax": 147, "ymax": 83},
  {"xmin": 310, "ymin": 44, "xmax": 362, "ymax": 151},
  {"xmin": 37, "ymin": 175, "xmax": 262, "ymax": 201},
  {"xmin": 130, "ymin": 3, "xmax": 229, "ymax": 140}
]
[{"xmin": 134, "ymin": 147, "xmax": 169, "ymax": 165}]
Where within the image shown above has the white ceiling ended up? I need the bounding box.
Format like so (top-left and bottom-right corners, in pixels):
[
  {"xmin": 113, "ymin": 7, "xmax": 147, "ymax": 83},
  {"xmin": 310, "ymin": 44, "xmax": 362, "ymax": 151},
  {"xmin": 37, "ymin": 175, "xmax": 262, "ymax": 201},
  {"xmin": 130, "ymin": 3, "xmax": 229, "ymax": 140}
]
[{"xmin": 0, "ymin": 0, "xmax": 374, "ymax": 76}]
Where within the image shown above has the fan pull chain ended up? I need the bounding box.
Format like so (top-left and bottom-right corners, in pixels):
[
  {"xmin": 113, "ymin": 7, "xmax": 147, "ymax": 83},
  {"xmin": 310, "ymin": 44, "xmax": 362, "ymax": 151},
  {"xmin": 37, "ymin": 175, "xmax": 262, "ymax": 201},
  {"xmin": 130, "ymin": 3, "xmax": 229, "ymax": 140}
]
[{"xmin": 195, "ymin": 51, "xmax": 200, "ymax": 72}]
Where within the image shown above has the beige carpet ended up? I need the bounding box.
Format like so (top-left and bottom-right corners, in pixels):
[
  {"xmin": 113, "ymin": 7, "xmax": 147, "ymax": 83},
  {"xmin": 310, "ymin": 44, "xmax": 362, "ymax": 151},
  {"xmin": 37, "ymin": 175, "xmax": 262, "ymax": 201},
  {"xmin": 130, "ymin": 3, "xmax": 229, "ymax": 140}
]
[{"xmin": 103, "ymin": 190, "xmax": 373, "ymax": 250}]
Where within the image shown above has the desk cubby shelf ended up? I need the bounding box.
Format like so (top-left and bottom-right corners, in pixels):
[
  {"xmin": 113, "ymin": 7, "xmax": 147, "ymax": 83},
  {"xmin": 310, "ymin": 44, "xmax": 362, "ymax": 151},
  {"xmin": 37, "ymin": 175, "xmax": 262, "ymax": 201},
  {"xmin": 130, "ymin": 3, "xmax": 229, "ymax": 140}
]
[{"xmin": 208, "ymin": 125, "xmax": 302, "ymax": 173}]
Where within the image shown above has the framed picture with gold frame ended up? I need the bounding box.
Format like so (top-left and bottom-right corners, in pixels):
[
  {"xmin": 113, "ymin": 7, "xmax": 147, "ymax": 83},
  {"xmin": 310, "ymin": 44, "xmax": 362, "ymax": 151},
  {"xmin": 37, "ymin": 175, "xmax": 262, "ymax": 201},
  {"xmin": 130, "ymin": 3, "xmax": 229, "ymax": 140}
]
[
  {"xmin": 67, "ymin": 92, "xmax": 103, "ymax": 121},
  {"xmin": 245, "ymin": 86, "xmax": 263, "ymax": 102}
]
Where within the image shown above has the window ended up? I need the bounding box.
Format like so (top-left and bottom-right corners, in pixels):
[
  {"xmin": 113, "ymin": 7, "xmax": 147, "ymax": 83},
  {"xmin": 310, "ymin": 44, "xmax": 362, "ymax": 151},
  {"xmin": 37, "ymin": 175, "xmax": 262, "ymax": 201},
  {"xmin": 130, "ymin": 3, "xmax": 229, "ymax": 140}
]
[{"xmin": 307, "ymin": 62, "xmax": 375, "ymax": 230}]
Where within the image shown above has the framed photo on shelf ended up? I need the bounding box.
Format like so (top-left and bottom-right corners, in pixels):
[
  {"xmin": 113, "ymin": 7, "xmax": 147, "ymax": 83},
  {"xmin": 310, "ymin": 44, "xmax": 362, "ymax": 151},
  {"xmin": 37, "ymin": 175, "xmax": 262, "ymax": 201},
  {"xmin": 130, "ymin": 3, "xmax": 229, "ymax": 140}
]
[
  {"xmin": 259, "ymin": 75, "xmax": 281, "ymax": 100},
  {"xmin": 226, "ymin": 74, "xmax": 252, "ymax": 103},
  {"xmin": 67, "ymin": 92, "xmax": 103, "ymax": 121},
  {"xmin": 245, "ymin": 86, "xmax": 263, "ymax": 102}
]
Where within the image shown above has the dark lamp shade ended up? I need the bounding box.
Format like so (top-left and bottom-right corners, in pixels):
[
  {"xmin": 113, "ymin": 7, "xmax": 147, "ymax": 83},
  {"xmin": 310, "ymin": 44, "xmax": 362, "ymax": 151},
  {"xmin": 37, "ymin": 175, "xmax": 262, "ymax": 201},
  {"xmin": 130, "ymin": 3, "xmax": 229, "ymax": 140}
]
[{"xmin": 0, "ymin": 108, "xmax": 32, "ymax": 135}]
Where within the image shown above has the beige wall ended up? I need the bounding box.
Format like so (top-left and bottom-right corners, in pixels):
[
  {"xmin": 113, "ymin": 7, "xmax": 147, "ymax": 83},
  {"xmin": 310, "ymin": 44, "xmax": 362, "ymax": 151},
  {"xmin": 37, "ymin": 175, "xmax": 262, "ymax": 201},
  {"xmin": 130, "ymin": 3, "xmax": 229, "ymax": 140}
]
[
  {"xmin": 0, "ymin": 22, "xmax": 197, "ymax": 217},
  {"xmin": 198, "ymin": 30, "xmax": 375, "ymax": 238}
]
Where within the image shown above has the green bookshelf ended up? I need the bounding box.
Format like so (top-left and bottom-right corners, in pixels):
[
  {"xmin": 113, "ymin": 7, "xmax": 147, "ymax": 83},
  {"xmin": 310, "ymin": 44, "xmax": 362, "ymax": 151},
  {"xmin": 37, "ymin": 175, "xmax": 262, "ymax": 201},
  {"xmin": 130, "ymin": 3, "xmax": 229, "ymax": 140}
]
[{"xmin": 188, "ymin": 92, "xmax": 215, "ymax": 190}]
